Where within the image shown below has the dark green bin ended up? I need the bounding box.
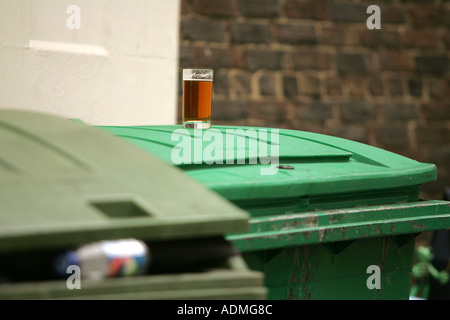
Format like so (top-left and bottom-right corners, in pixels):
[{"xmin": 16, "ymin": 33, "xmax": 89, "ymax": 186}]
[
  {"xmin": 0, "ymin": 110, "xmax": 267, "ymax": 300},
  {"xmin": 100, "ymin": 124, "xmax": 450, "ymax": 300}
]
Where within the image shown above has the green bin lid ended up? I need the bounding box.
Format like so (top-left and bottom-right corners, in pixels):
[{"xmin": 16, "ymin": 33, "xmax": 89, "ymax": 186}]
[
  {"xmin": 97, "ymin": 125, "xmax": 450, "ymax": 250},
  {"xmin": 0, "ymin": 111, "xmax": 250, "ymax": 252},
  {"xmin": 99, "ymin": 125, "xmax": 437, "ymax": 201}
]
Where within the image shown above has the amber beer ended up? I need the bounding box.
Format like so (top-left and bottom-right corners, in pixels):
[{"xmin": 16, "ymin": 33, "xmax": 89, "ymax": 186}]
[{"xmin": 182, "ymin": 69, "xmax": 213, "ymax": 129}]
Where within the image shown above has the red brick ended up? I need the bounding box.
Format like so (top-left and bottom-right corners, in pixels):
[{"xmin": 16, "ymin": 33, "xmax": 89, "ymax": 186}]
[
  {"xmin": 193, "ymin": 0, "xmax": 237, "ymax": 17},
  {"xmin": 359, "ymin": 29, "xmax": 402, "ymax": 48},
  {"xmin": 366, "ymin": 77, "xmax": 384, "ymax": 96},
  {"xmin": 283, "ymin": 75, "xmax": 298, "ymax": 98},
  {"xmin": 386, "ymin": 78, "xmax": 405, "ymax": 97},
  {"xmin": 179, "ymin": 45, "xmax": 195, "ymax": 67},
  {"xmin": 382, "ymin": 5, "xmax": 406, "ymax": 24},
  {"xmin": 213, "ymin": 71, "xmax": 229, "ymax": 95},
  {"xmin": 295, "ymin": 101, "xmax": 333, "ymax": 123},
  {"xmin": 238, "ymin": 0, "xmax": 280, "ymax": 18},
  {"xmin": 327, "ymin": 123, "xmax": 369, "ymax": 144},
  {"xmin": 180, "ymin": 0, "xmax": 193, "ymax": 14},
  {"xmin": 403, "ymin": 30, "xmax": 439, "ymax": 48},
  {"xmin": 336, "ymin": 53, "xmax": 369, "ymax": 75},
  {"xmin": 284, "ymin": 0, "xmax": 328, "ymax": 20},
  {"xmin": 427, "ymin": 146, "xmax": 450, "ymax": 167},
  {"xmin": 249, "ymin": 100, "xmax": 287, "ymax": 125},
  {"xmin": 416, "ymin": 125, "xmax": 450, "ymax": 146},
  {"xmin": 444, "ymin": 30, "xmax": 450, "ymax": 49},
  {"xmin": 244, "ymin": 49, "xmax": 284, "ymax": 70},
  {"xmin": 182, "ymin": 18, "xmax": 227, "ymax": 42},
  {"xmin": 327, "ymin": 2, "xmax": 367, "ymax": 23},
  {"xmin": 421, "ymin": 101, "xmax": 450, "ymax": 121},
  {"xmin": 384, "ymin": 102, "xmax": 418, "ymax": 121},
  {"xmin": 230, "ymin": 71, "xmax": 252, "ymax": 96},
  {"xmin": 415, "ymin": 55, "xmax": 449, "ymax": 75},
  {"xmin": 212, "ymin": 99, "xmax": 247, "ymax": 121},
  {"xmin": 428, "ymin": 79, "xmax": 450, "ymax": 101},
  {"xmin": 408, "ymin": 4, "xmax": 444, "ymax": 26},
  {"xmin": 276, "ymin": 23, "xmax": 317, "ymax": 45},
  {"xmin": 446, "ymin": 6, "xmax": 450, "ymax": 27},
  {"xmin": 348, "ymin": 77, "xmax": 365, "ymax": 98},
  {"xmin": 320, "ymin": 26, "xmax": 360, "ymax": 46},
  {"xmin": 259, "ymin": 73, "xmax": 277, "ymax": 96},
  {"xmin": 408, "ymin": 78, "xmax": 423, "ymax": 98},
  {"xmin": 302, "ymin": 75, "xmax": 321, "ymax": 99},
  {"xmin": 340, "ymin": 101, "xmax": 375, "ymax": 122},
  {"xmin": 193, "ymin": 46, "xmax": 243, "ymax": 69},
  {"xmin": 326, "ymin": 77, "xmax": 343, "ymax": 96},
  {"xmin": 376, "ymin": 125, "xmax": 410, "ymax": 151},
  {"xmin": 379, "ymin": 51, "xmax": 412, "ymax": 72},
  {"xmin": 231, "ymin": 21, "xmax": 272, "ymax": 44},
  {"xmin": 289, "ymin": 48, "xmax": 329, "ymax": 70}
]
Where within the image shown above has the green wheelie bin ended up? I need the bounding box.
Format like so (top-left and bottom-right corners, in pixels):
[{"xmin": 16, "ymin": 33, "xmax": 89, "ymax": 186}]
[
  {"xmin": 99, "ymin": 124, "xmax": 450, "ymax": 300},
  {"xmin": 0, "ymin": 110, "xmax": 267, "ymax": 300}
]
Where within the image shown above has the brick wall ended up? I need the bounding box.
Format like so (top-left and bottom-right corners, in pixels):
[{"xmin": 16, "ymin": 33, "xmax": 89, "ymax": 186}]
[{"xmin": 178, "ymin": 0, "xmax": 449, "ymax": 200}]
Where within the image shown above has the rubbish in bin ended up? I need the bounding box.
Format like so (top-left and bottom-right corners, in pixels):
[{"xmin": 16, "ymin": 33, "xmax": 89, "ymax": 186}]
[
  {"xmin": 54, "ymin": 238, "xmax": 150, "ymax": 280},
  {"xmin": 52, "ymin": 236, "xmax": 239, "ymax": 280}
]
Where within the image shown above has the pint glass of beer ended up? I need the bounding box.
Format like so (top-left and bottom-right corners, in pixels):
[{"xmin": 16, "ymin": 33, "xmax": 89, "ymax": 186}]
[{"xmin": 182, "ymin": 68, "xmax": 213, "ymax": 129}]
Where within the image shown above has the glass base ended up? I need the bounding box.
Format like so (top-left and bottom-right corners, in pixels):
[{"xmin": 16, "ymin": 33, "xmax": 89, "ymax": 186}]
[{"xmin": 183, "ymin": 121, "xmax": 211, "ymax": 129}]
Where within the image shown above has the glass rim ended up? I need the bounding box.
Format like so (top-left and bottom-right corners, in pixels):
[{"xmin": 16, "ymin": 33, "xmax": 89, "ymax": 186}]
[{"xmin": 183, "ymin": 68, "xmax": 213, "ymax": 80}]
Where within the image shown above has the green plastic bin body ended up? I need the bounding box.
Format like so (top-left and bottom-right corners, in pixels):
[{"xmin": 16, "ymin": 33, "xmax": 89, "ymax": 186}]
[
  {"xmin": 0, "ymin": 110, "xmax": 266, "ymax": 300},
  {"xmin": 99, "ymin": 124, "xmax": 450, "ymax": 300}
]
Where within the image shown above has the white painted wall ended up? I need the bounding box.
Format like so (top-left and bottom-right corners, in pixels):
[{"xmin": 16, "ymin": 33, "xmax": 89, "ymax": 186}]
[{"xmin": 0, "ymin": 0, "xmax": 180, "ymax": 125}]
